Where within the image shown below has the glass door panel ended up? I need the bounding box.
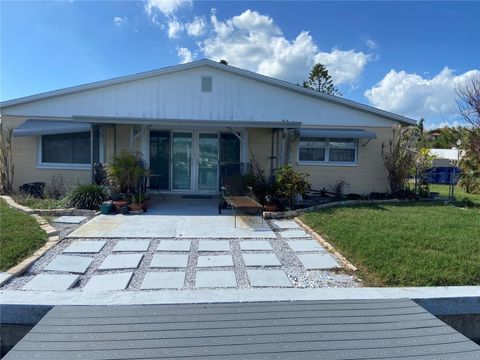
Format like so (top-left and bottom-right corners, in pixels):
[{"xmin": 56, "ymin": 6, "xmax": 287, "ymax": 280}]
[
  {"xmin": 197, "ymin": 133, "xmax": 219, "ymax": 192},
  {"xmin": 149, "ymin": 131, "xmax": 170, "ymax": 190},
  {"xmin": 172, "ymin": 132, "xmax": 192, "ymax": 191}
]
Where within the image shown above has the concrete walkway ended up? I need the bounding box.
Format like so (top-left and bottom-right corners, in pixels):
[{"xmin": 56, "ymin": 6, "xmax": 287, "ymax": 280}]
[{"xmin": 1, "ymin": 216, "xmax": 359, "ymax": 292}]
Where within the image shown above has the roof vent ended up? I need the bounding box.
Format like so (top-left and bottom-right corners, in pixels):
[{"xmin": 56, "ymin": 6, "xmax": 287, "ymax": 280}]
[{"xmin": 201, "ymin": 76, "xmax": 212, "ymax": 92}]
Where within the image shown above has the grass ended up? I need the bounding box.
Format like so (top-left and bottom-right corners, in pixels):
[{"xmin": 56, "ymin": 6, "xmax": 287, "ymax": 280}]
[
  {"xmin": 429, "ymin": 184, "xmax": 480, "ymax": 203},
  {"xmin": 11, "ymin": 193, "xmax": 66, "ymax": 209},
  {"xmin": 300, "ymin": 192, "xmax": 480, "ymax": 287},
  {"xmin": 0, "ymin": 199, "xmax": 48, "ymax": 271}
]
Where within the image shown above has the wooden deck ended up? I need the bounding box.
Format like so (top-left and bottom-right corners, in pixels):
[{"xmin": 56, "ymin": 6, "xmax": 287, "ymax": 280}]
[{"xmin": 4, "ymin": 299, "xmax": 480, "ymax": 359}]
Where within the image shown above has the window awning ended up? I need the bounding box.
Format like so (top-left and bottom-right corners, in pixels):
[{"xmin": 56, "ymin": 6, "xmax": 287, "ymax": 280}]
[
  {"xmin": 299, "ymin": 128, "xmax": 376, "ymax": 139},
  {"xmin": 12, "ymin": 119, "xmax": 91, "ymax": 137}
]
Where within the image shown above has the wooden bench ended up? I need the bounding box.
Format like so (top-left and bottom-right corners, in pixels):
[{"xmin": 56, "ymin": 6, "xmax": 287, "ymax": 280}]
[{"xmin": 223, "ymin": 195, "xmax": 264, "ymax": 228}]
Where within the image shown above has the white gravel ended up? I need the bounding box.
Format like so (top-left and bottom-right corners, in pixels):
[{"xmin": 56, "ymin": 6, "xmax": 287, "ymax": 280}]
[{"xmin": 2, "ymin": 218, "xmax": 361, "ymax": 291}]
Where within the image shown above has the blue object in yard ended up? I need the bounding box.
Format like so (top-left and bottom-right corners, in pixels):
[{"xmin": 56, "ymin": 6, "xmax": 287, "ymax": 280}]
[
  {"xmin": 426, "ymin": 167, "xmax": 461, "ymax": 185},
  {"xmin": 99, "ymin": 203, "xmax": 113, "ymax": 214}
]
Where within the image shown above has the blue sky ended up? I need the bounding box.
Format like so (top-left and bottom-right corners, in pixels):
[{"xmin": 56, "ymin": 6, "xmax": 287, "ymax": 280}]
[{"xmin": 1, "ymin": 1, "xmax": 479, "ymax": 128}]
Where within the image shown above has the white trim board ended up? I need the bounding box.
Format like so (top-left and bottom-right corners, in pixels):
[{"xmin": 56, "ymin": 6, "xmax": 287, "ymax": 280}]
[{"xmin": 1, "ymin": 286, "xmax": 479, "ymax": 306}]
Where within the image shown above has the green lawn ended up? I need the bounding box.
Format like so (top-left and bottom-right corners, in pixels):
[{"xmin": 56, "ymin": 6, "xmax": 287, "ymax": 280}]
[
  {"xmin": 300, "ymin": 198, "xmax": 480, "ymax": 287},
  {"xmin": 429, "ymin": 184, "xmax": 480, "ymax": 203},
  {"xmin": 0, "ymin": 199, "xmax": 48, "ymax": 271}
]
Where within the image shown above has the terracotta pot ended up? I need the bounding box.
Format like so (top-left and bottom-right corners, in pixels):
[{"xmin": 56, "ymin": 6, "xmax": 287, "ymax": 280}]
[
  {"xmin": 264, "ymin": 204, "xmax": 278, "ymax": 212},
  {"xmin": 129, "ymin": 203, "xmax": 143, "ymax": 212},
  {"xmin": 113, "ymin": 201, "xmax": 128, "ymax": 213}
]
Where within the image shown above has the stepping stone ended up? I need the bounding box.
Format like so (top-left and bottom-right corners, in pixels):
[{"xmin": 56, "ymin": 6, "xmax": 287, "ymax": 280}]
[
  {"xmin": 196, "ymin": 271, "xmax": 237, "ymax": 288},
  {"xmin": 141, "ymin": 272, "xmax": 185, "ymax": 289},
  {"xmin": 63, "ymin": 240, "xmax": 106, "ymax": 253},
  {"xmin": 53, "ymin": 216, "xmax": 87, "ymax": 224},
  {"xmin": 84, "ymin": 272, "xmax": 133, "ymax": 291},
  {"xmin": 44, "ymin": 255, "xmax": 94, "ymax": 274},
  {"xmin": 0, "ymin": 272, "xmax": 12, "ymax": 286},
  {"xmin": 248, "ymin": 270, "xmax": 292, "ymax": 287},
  {"xmin": 298, "ymin": 253, "xmax": 340, "ymax": 270},
  {"xmin": 272, "ymin": 220, "xmax": 300, "ymax": 229},
  {"xmin": 150, "ymin": 254, "xmax": 189, "ymax": 268},
  {"xmin": 243, "ymin": 253, "xmax": 281, "ymax": 267},
  {"xmin": 279, "ymin": 229, "xmax": 310, "ymax": 238},
  {"xmin": 22, "ymin": 274, "xmax": 79, "ymax": 291},
  {"xmin": 240, "ymin": 240, "xmax": 272, "ymax": 251},
  {"xmin": 197, "ymin": 255, "xmax": 233, "ymax": 268},
  {"xmin": 98, "ymin": 254, "xmax": 143, "ymax": 270},
  {"xmin": 287, "ymin": 240, "xmax": 325, "ymax": 252},
  {"xmin": 113, "ymin": 240, "xmax": 150, "ymax": 252},
  {"xmin": 157, "ymin": 240, "xmax": 192, "ymax": 252},
  {"xmin": 198, "ymin": 240, "xmax": 230, "ymax": 252}
]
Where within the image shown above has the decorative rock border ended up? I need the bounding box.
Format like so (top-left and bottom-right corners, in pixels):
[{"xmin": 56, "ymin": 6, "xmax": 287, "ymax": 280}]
[
  {"xmin": 262, "ymin": 198, "xmax": 451, "ymax": 219},
  {"xmin": 294, "ymin": 218, "xmax": 358, "ymax": 273},
  {"xmin": 0, "ymin": 196, "xmax": 63, "ymax": 286}
]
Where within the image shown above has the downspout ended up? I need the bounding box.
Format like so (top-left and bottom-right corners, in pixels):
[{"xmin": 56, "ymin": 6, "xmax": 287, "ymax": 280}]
[
  {"xmin": 90, "ymin": 123, "xmax": 94, "ymax": 183},
  {"xmin": 113, "ymin": 124, "xmax": 117, "ymax": 156},
  {"xmin": 270, "ymin": 128, "xmax": 275, "ymax": 178}
]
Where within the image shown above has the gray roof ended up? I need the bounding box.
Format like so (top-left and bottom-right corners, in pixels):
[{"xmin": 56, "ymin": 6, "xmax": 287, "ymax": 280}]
[
  {"xmin": 12, "ymin": 119, "xmax": 91, "ymax": 137},
  {"xmin": 0, "ymin": 59, "xmax": 416, "ymax": 125}
]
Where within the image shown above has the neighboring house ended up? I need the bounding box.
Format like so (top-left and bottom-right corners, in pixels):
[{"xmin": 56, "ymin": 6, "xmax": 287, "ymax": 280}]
[
  {"xmin": 0, "ymin": 59, "xmax": 416, "ymax": 195},
  {"xmin": 429, "ymin": 148, "xmax": 464, "ymax": 167}
]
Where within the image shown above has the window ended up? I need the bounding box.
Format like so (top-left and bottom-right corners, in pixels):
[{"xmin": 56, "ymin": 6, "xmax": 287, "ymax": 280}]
[
  {"xmin": 201, "ymin": 76, "xmax": 212, "ymax": 92},
  {"xmin": 41, "ymin": 132, "xmax": 91, "ymax": 165},
  {"xmin": 298, "ymin": 137, "xmax": 357, "ymax": 164}
]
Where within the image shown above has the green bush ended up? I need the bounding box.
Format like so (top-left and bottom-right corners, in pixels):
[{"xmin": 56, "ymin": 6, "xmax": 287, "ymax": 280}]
[
  {"xmin": 106, "ymin": 150, "xmax": 148, "ymax": 194},
  {"xmin": 65, "ymin": 184, "xmax": 110, "ymax": 210},
  {"xmin": 274, "ymin": 164, "xmax": 310, "ymax": 208}
]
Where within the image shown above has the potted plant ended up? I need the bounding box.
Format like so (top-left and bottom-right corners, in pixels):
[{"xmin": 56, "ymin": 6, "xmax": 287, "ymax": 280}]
[
  {"xmin": 129, "ymin": 193, "xmax": 144, "ymax": 213},
  {"xmin": 106, "ymin": 150, "xmax": 149, "ymax": 195},
  {"xmin": 99, "ymin": 200, "xmax": 113, "ymax": 214},
  {"xmin": 263, "ymin": 194, "xmax": 278, "ymax": 212},
  {"xmin": 112, "ymin": 193, "xmax": 128, "ymax": 213}
]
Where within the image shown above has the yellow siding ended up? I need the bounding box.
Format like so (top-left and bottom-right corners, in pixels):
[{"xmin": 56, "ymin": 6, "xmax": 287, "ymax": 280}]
[
  {"xmin": 291, "ymin": 126, "xmax": 394, "ymax": 194},
  {"xmin": 247, "ymin": 128, "xmax": 273, "ymax": 178},
  {"xmin": 1, "ymin": 116, "xmax": 91, "ymax": 189}
]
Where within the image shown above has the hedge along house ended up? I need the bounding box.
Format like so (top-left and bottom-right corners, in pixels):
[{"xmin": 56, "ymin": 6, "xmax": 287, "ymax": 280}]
[{"xmin": 0, "ymin": 59, "xmax": 416, "ymax": 196}]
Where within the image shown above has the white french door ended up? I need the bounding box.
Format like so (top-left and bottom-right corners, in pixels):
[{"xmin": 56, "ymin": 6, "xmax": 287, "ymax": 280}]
[{"xmin": 171, "ymin": 131, "xmax": 219, "ymax": 193}]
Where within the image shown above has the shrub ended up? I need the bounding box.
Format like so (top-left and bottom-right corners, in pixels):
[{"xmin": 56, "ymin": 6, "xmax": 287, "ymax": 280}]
[
  {"xmin": 0, "ymin": 126, "xmax": 14, "ymax": 194},
  {"xmin": 46, "ymin": 174, "xmax": 68, "ymax": 199},
  {"xmin": 106, "ymin": 151, "xmax": 148, "ymax": 194},
  {"xmin": 382, "ymin": 126, "xmax": 421, "ymax": 196},
  {"xmin": 65, "ymin": 184, "xmax": 110, "ymax": 210},
  {"xmin": 274, "ymin": 165, "xmax": 310, "ymax": 209}
]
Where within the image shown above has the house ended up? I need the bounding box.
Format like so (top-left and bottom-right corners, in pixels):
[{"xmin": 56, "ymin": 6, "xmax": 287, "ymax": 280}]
[
  {"xmin": 0, "ymin": 59, "xmax": 416, "ymax": 196},
  {"xmin": 429, "ymin": 148, "xmax": 464, "ymax": 167}
]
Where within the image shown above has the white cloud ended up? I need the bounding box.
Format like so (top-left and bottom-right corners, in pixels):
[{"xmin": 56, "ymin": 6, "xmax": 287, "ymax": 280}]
[
  {"xmin": 366, "ymin": 39, "xmax": 377, "ymax": 50},
  {"xmin": 364, "ymin": 67, "xmax": 480, "ymax": 120},
  {"xmin": 167, "ymin": 18, "xmax": 184, "ymax": 38},
  {"xmin": 113, "ymin": 16, "xmax": 127, "ymax": 27},
  {"xmin": 197, "ymin": 9, "xmax": 372, "ymax": 85},
  {"xmin": 315, "ymin": 49, "xmax": 371, "ymax": 85},
  {"xmin": 186, "ymin": 16, "xmax": 206, "ymax": 37},
  {"xmin": 177, "ymin": 46, "xmax": 193, "ymax": 63},
  {"xmin": 145, "ymin": 0, "xmax": 191, "ymax": 19}
]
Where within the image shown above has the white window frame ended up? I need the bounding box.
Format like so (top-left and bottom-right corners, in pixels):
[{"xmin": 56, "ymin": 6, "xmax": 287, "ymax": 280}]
[
  {"xmin": 297, "ymin": 137, "xmax": 358, "ymax": 166},
  {"xmin": 36, "ymin": 133, "xmax": 91, "ymax": 170}
]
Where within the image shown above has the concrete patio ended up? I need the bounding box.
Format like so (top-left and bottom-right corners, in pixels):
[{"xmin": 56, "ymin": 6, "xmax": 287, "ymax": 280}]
[{"xmin": 68, "ymin": 195, "xmax": 275, "ymax": 238}]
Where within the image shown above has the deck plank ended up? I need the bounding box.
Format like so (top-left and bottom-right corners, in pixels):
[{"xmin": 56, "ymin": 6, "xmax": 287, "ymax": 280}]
[{"xmin": 4, "ymin": 299, "xmax": 479, "ymax": 360}]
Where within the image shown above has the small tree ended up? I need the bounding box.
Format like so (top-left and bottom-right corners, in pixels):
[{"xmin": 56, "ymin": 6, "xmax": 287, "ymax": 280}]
[
  {"xmin": 0, "ymin": 125, "xmax": 15, "ymax": 194},
  {"xmin": 106, "ymin": 151, "xmax": 148, "ymax": 194},
  {"xmin": 382, "ymin": 126, "xmax": 421, "ymax": 196},
  {"xmin": 303, "ymin": 63, "xmax": 342, "ymax": 96},
  {"xmin": 274, "ymin": 165, "xmax": 311, "ymax": 209},
  {"xmin": 456, "ymin": 74, "xmax": 480, "ymax": 193}
]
